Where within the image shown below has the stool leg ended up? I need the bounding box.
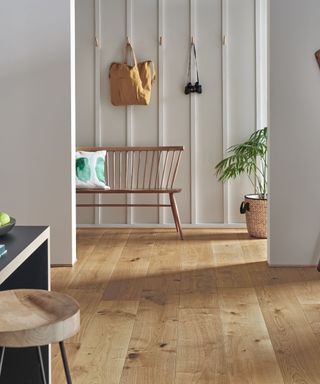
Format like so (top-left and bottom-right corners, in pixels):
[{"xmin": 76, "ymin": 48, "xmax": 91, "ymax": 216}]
[
  {"xmin": 0, "ymin": 347, "xmax": 5, "ymax": 377},
  {"xmin": 37, "ymin": 346, "xmax": 47, "ymax": 384},
  {"xmin": 59, "ymin": 341, "xmax": 72, "ymax": 384}
]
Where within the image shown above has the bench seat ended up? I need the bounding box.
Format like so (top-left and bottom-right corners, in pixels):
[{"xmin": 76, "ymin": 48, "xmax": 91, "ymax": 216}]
[
  {"xmin": 77, "ymin": 188, "xmax": 182, "ymax": 194},
  {"xmin": 76, "ymin": 146, "xmax": 184, "ymax": 239}
]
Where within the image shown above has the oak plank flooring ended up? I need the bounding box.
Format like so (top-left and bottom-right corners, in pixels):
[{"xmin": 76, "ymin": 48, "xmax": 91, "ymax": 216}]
[
  {"xmin": 119, "ymin": 234, "xmax": 181, "ymax": 384},
  {"xmin": 71, "ymin": 300, "xmax": 139, "ymax": 384},
  {"xmin": 175, "ymin": 231, "xmax": 227, "ymax": 383},
  {"xmin": 219, "ymin": 287, "xmax": 284, "ymax": 384},
  {"xmin": 256, "ymin": 283, "xmax": 320, "ymax": 383},
  {"xmin": 294, "ymin": 277, "xmax": 320, "ymax": 339},
  {"xmin": 102, "ymin": 230, "xmax": 156, "ymax": 301},
  {"xmin": 211, "ymin": 233, "xmax": 253, "ymax": 289},
  {"xmin": 175, "ymin": 306, "xmax": 228, "ymax": 384},
  {"xmin": 179, "ymin": 232, "xmax": 217, "ymax": 308},
  {"xmin": 51, "ymin": 229, "xmax": 320, "ymax": 384}
]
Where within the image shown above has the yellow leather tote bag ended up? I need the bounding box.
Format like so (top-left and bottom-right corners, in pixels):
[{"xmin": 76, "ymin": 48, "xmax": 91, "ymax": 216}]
[{"xmin": 109, "ymin": 43, "xmax": 156, "ymax": 106}]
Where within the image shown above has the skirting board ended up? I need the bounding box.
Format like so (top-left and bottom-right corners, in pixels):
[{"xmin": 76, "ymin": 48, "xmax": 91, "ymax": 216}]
[
  {"xmin": 76, "ymin": 223, "xmax": 247, "ymax": 229},
  {"xmin": 267, "ymin": 263, "xmax": 318, "ymax": 268},
  {"xmin": 51, "ymin": 264, "xmax": 74, "ymax": 268}
]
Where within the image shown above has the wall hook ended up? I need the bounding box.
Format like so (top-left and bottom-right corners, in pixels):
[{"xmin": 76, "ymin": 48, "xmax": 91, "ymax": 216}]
[
  {"xmin": 126, "ymin": 36, "xmax": 130, "ymax": 45},
  {"xmin": 315, "ymin": 49, "xmax": 320, "ymax": 69},
  {"xmin": 222, "ymin": 35, "xmax": 227, "ymax": 46},
  {"xmin": 191, "ymin": 36, "xmax": 194, "ymax": 44},
  {"xmin": 159, "ymin": 36, "xmax": 163, "ymax": 46}
]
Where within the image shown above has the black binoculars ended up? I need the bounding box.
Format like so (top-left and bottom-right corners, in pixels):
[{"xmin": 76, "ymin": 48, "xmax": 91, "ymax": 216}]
[{"xmin": 184, "ymin": 81, "xmax": 202, "ymax": 95}]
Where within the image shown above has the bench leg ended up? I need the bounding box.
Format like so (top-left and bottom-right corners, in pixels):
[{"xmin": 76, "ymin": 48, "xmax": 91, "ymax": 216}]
[
  {"xmin": 169, "ymin": 193, "xmax": 184, "ymax": 240},
  {"xmin": 169, "ymin": 198, "xmax": 179, "ymax": 233},
  {"xmin": 169, "ymin": 193, "xmax": 179, "ymax": 233}
]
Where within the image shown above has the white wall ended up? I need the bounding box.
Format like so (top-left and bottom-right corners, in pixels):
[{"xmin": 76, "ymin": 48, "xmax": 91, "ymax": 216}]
[
  {"xmin": 269, "ymin": 0, "xmax": 320, "ymax": 265},
  {"xmin": 0, "ymin": 0, "xmax": 76, "ymax": 265},
  {"xmin": 76, "ymin": 0, "xmax": 258, "ymax": 226}
]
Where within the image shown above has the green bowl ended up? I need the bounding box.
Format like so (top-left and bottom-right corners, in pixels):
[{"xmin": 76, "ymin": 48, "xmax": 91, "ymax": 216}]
[{"xmin": 0, "ymin": 217, "xmax": 16, "ymax": 236}]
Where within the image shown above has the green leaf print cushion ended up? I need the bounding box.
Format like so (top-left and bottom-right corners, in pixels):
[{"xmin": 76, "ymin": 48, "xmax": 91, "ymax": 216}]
[{"xmin": 76, "ymin": 150, "xmax": 110, "ymax": 189}]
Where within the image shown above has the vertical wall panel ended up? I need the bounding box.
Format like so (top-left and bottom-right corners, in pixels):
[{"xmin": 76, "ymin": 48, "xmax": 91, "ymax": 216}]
[
  {"xmin": 164, "ymin": 0, "xmax": 191, "ymax": 224},
  {"xmin": 76, "ymin": 0, "xmax": 95, "ymax": 146},
  {"xmin": 75, "ymin": 0, "xmax": 95, "ymax": 225},
  {"xmin": 131, "ymin": 0, "xmax": 159, "ymax": 224},
  {"xmin": 228, "ymin": 0, "xmax": 256, "ymax": 223},
  {"xmin": 100, "ymin": 0, "xmax": 127, "ymax": 146},
  {"xmin": 196, "ymin": 0, "xmax": 223, "ymax": 223},
  {"xmin": 100, "ymin": 0, "xmax": 127, "ymax": 223}
]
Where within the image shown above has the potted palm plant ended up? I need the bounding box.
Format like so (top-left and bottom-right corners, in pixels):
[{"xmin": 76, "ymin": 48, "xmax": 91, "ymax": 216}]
[{"xmin": 215, "ymin": 127, "xmax": 267, "ymax": 238}]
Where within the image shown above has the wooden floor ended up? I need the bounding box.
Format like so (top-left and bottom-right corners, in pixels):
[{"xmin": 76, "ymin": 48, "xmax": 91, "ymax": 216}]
[{"xmin": 51, "ymin": 228, "xmax": 320, "ymax": 384}]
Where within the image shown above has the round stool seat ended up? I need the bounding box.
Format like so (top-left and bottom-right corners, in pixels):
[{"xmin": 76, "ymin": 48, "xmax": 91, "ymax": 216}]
[{"xmin": 0, "ymin": 289, "xmax": 80, "ymax": 348}]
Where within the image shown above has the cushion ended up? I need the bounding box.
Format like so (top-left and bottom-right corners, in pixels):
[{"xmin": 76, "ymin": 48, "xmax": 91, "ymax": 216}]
[{"xmin": 76, "ymin": 150, "xmax": 110, "ymax": 189}]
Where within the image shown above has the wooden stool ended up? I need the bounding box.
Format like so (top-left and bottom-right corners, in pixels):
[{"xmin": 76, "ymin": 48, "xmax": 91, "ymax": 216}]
[{"xmin": 0, "ymin": 289, "xmax": 80, "ymax": 384}]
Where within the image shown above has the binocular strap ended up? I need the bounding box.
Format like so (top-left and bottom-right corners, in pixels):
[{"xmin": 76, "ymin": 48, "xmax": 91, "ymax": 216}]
[{"xmin": 187, "ymin": 42, "xmax": 200, "ymax": 84}]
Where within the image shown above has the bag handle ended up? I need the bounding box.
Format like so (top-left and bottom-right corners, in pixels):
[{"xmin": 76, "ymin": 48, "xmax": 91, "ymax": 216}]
[
  {"xmin": 124, "ymin": 41, "xmax": 156, "ymax": 83},
  {"xmin": 125, "ymin": 42, "xmax": 138, "ymax": 67},
  {"xmin": 187, "ymin": 42, "xmax": 200, "ymax": 84},
  {"xmin": 150, "ymin": 61, "xmax": 156, "ymax": 83}
]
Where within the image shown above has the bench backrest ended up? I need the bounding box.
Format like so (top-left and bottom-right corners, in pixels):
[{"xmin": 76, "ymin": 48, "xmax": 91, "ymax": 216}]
[{"xmin": 77, "ymin": 146, "xmax": 184, "ymax": 190}]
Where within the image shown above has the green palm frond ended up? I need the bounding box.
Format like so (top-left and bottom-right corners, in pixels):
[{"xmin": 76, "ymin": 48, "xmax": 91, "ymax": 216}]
[{"xmin": 215, "ymin": 127, "xmax": 267, "ymax": 196}]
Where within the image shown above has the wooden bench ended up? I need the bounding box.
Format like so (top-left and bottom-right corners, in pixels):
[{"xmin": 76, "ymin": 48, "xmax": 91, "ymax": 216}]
[{"xmin": 76, "ymin": 146, "xmax": 184, "ymax": 239}]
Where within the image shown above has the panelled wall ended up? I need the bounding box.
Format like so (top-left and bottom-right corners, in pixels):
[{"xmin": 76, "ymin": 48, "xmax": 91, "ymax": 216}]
[{"xmin": 76, "ymin": 0, "xmax": 265, "ymax": 226}]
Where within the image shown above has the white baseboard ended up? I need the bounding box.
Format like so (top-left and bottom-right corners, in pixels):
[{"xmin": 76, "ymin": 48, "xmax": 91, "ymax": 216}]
[
  {"xmin": 76, "ymin": 223, "xmax": 247, "ymax": 229},
  {"xmin": 267, "ymin": 262, "xmax": 317, "ymax": 268}
]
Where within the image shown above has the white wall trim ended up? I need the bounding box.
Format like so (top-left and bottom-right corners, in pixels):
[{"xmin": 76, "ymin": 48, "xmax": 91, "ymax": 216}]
[
  {"xmin": 268, "ymin": 263, "xmax": 318, "ymax": 268},
  {"xmin": 94, "ymin": 0, "xmax": 101, "ymax": 225},
  {"xmin": 126, "ymin": 0, "xmax": 133, "ymax": 225},
  {"xmin": 190, "ymin": 0, "xmax": 197, "ymax": 224},
  {"xmin": 256, "ymin": 0, "xmax": 268, "ymax": 132},
  {"xmin": 267, "ymin": 0, "xmax": 270, "ymax": 264},
  {"xmin": 222, "ymin": 0, "xmax": 229, "ymax": 224},
  {"xmin": 255, "ymin": 0, "xmax": 261, "ymax": 132},
  {"xmin": 158, "ymin": 0, "xmax": 165, "ymax": 224},
  {"xmin": 77, "ymin": 223, "xmax": 246, "ymax": 229},
  {"xmin": 70, "ymin": 0, "xmax": 77, "ymax": 264}
]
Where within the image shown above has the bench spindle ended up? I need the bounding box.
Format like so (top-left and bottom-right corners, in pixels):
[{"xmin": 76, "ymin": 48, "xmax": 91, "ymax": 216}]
[
  {"xmin": 149, "ymin": 151, "xmax": 155, "ymax": 189},
  {"xmin": 142, "ymin": 151, "xmax": 148, "ymax": 189},
  {"xmin": 166, "ymin": 151, "xmax": 175, "ymax": 189}
]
